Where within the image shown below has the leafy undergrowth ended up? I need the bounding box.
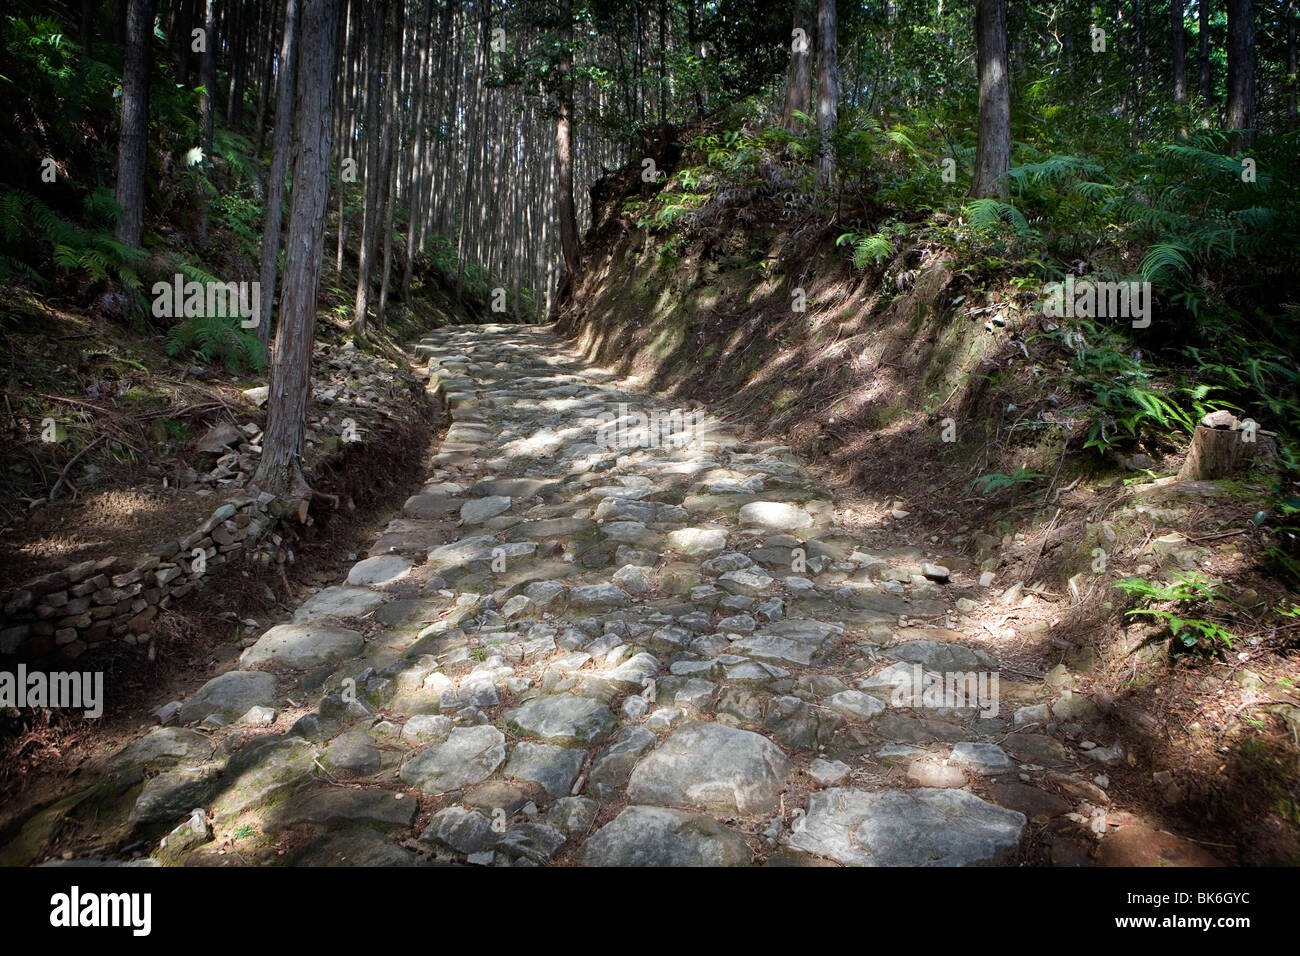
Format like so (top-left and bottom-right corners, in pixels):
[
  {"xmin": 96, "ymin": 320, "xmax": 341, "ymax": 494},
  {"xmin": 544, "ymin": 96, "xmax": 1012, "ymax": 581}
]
[{"xmin": 557, "ymin": 121, "xmax": 1300, "ymax": 863}]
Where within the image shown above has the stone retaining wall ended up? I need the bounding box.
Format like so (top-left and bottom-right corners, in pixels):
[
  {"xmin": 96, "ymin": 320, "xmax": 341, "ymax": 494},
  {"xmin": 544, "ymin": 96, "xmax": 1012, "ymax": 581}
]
[{"xmin": 0, "ymin": 494, "xmax": 286, "ymax": 661}]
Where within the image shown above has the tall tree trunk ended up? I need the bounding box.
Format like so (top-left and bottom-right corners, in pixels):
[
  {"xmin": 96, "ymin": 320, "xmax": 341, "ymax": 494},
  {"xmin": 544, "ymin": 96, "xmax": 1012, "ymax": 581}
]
[
  {"xmin": 686, "ymin": 0, "xmax": 703, "ymax": 120},
  {"xmin": 1288, "ymin": 0, "xmax": 1297, "ymax": 125},
  {"xmin": 1200, "ymin": 0, "xmax": 1213, "ymax": 100},
  {"xmin": 374, "ymin": 0, "xmax": 403, "ymax": 328},
  {"xmin": 781, "ymin": 0, "xmax": 813, "ymax": 131},
  {"xmin": 1225, "ymin": 0, "xmax": 1255, "ymax": 146},
  {"xmin": 82, "ymin": 0, "xmax": 100, "ymax": 60},
  {"xmin": 555, "ymin": 0, "xmax": 580, "ymax": 281},
  {"xmin": 1172, "ymin": 0, "xmax": 1188, "ymax": 104},
  {"xmin": 114, "ymin": 0, "xmax": 154, "ymax": 249},
  {"xmin": 200, "ymin": 0, "xmax": 217, "ymax": 162},
  {"xmin": 334, "ymin": 0, "xmax": 355, "ymax": 274},
  {"xmin": 815, "ymin": 0, "xmax": 839, "ymax": 186},
  {"xmin": 971, "ymin": 0, "xmax": 1012, "ymax": 198},
  {"xmin": 1133, "ymin": 0, "xmax": 1144, "ymax": 107},
  {"xmin": 254, "ymin": 0, "xmax": 282, "ymax": 157},
  {"xmin": 254, "ymin": 0, "xmax": 340, "ymax": 501},
  {"xmin": 257, "ymin": 0, "xmax": 300, "ymax": 351},
  {"xmin": 226, "ymin": 0, "xmax": 246, "ymax": 128},
  {"xmin": 403, "ymin": 0, "xmax": 436, "ymax": 298},
  {"xmin": 352, "ymin": 0, "xmax": 388, "ymax": 333}
]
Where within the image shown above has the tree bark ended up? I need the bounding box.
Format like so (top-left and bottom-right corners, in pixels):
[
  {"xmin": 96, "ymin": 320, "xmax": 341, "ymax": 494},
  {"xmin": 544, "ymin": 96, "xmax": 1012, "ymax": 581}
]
[
  {"xmin": 374, "ymin": 0, "xmax": 403, "ymax": 328},
  {"xmin": 352, "ymin": 0, "xmax": 388, "ymax": 333},
  {"xmin": 200, "ymin": 0, "xmax": 217, "ymax": 160},
  {"xmin": 971, "ymin": 0, "xmax": 1011, "ymax": 198},
  {"xmin": 256, "ymin": 0, "xmax": 300, "ymax": 352},
  {"xmin": 1225, "ymin": 0, "xmax": 1255, "ymax": 147},
  {"xmin": 253, "ymin": 0, "xmax": 340, "ymax": 501},
  {"xmin": 781, "ymin": 0, "xmax": 813, "ymax": 131},
  {"xmin": 114, "ymin": 0, "xmax": 154, "ymax": 250},
  {"xmin": 815, "ymin": 0, "xmax": 839, "ymax": 186},
  {"xmin": 555, "ymin": 0, "xmax": 580, "ymax": 281},
  {"xmin": 1172, "ymin": 0, "xmax": 1187, "ymax": 105},
  {"xmin": 1199, "ymin": 0, "xmax": 1212, "ymax": 100}
]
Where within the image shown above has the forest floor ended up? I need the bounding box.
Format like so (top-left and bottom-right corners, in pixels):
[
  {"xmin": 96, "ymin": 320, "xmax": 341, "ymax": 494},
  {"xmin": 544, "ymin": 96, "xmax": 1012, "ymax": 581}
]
[
  {"xmin": 0, "ymin": 288, "xmax": 448, "ymax": 835},
  {"xmin": 3, "ymin": 322, "xmax": 1293, "ymax": 867}
]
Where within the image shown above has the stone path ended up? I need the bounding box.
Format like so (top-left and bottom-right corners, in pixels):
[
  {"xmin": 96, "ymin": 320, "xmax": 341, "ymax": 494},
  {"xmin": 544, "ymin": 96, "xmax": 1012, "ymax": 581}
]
[{"xmin": 16, "ymin": 322, "xmax": 1106, "ymax": 868}]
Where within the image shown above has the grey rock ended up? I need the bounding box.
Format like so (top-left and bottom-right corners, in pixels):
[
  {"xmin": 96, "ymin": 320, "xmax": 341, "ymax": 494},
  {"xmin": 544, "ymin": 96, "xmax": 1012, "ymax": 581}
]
[
  {"xmin": 626, "ymin": 721, "xmax": 792, "ymax": 815},
  {"xmin": 505, "ymin": 695, "xmax": 617, "ymax": 745},
  {"xmin": 178, "ymin": 671, "xmax": 277, "ymax": 725},
  {"xmin": 240, "ymin": 622, "xmax": 364, "ymax": 669},
  {"xmin": 581, "ymin": 806, "xmax": 752, "ymax": 866},
  {"xmin": 949, "ymin": 741, "xmax": 1013, "ymax": 772},
  {"xmin": 399, "ymin": 725, "xmax": 507, "ymax": 793},
  {"xmin": 505, "ymin": 742, "xmax": 587, "ymax": 797},
  {"xmin": 788, "ymin": 787, "xmax": 1025, "ymax": 866},
  {"xmin": 421, "ymin": 806, "xmax": 498, "ymax": 854}
]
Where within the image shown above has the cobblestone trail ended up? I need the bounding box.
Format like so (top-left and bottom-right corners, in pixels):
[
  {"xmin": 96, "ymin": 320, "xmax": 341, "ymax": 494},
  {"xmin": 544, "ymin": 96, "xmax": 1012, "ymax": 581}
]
[{"xmin": 18, "ymin": 323, "xmax": 1105, "ymax": 868}]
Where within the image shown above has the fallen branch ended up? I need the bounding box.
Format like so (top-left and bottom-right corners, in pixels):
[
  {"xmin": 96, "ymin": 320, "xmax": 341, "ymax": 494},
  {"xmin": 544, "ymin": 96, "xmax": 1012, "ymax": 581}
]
[{"xmin": 48, "ymin": 435, "xmax": 105, "ymax": 502}]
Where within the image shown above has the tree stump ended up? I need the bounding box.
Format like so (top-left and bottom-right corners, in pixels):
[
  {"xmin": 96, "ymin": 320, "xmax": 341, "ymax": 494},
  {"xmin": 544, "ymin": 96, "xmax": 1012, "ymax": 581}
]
[{"xmin": 1177, "ymin": 412, "xmax": 1278, "ymax": 481}]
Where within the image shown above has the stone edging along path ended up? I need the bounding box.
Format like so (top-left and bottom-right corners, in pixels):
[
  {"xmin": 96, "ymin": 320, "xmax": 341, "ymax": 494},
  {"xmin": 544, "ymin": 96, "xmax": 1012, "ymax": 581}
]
[{"xmin": 10, "ymin": 322, "xmax": 1053, "ymax": 867}]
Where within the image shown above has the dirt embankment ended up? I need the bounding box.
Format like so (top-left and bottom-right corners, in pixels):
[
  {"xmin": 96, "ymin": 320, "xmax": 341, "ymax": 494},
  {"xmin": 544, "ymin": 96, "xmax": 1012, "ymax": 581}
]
[{"xmin": 552, "ymin": 156, "xmax": 1300, "ymax": 865}]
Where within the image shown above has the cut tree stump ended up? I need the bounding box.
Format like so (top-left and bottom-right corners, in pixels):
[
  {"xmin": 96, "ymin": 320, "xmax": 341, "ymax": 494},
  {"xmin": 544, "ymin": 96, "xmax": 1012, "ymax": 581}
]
[{"xmin": 1177, "ymin": 413, "xmax": 1278, "ymax": 481}]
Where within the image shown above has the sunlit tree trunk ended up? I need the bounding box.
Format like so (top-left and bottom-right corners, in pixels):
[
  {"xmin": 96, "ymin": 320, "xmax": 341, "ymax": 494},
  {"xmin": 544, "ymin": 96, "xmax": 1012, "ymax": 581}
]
[
  {"xmin": 971, "ymin": 0, "xmax": 1011, "ymax": 199},
  {"xmin": 254, "ymin": 0, "xmax": 340, "ymax": 501},
  {"xmin": 556, "ymin": 0, "xmax": 580, "ymax": 281},
  {"xmin": 114, "ymin": 0, "xmax": 154, "ymax": 250},
  {"xmin": 352, "ymin": 0, "xmax": 388, "ymax": 333},
  {"xmin": 782, "ymin": 0, "xmax": 813, "ymax": 131},
  {"xmin": 257, "ymin": 0, "xmax": 299, "ymax": 352},
  {"xmin": 815, "ymin": 0, "xmax": 839, "ymax": 186}
]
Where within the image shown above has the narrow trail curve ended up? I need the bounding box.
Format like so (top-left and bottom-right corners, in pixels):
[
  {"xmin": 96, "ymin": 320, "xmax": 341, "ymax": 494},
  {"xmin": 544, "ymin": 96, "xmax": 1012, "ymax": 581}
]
[{"xmin": 23, "ymin": 322, "xmax": 1112, "ymax": 867}]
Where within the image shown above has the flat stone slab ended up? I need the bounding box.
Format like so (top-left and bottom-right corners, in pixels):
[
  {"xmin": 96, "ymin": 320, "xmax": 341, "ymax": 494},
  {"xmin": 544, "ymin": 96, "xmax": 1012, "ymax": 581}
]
[
  {"xmin": 399, "ymin": 725, "xmax": 506, "ymax": 794},
  {"xmin": 240, "ymin": 622, "xmax": 364, "ymax": 669},
  {"xmin": 739, "ymin": 501, "xmax": 813, "ymax": 531},
  {"xmin": 666, "ymin": 527, "xmax": 728, "ymax": 556},
  {"xmin": 568, "ymin": 583, "xmax": 630, "ymax": 608},
  {"xmin": 886, "ymin": 640, "xmax": 996, "ymax": 672},
  {"xmin": 178, "ymin": 670, "xmax": 277, "ymax": 724},
  {"xmin": 293, "ymin": 586, "xmax": 386, "ymax": 622},
  {"xmin": 580, "ymin": 806, "xmax": 752, "ymax": 866},
  {"xmin": 949, "ymin": 741, "xmax": 1013, "ymax": 772},
  {"xmin": 626, "ymin": 721, "xmax": 792, "ymax": 815},
  {"xmin": 265, "ymin": 786, "xmax": 417, "ymax": 833},
  {"xmin": 461, "ymin": 495, "xmax": 511, "ymax": 524},
  {"xmin": 505, "ymin": 695, "xmax": 617, "ymax": 746},
  {"xmin": 402, "ymin": 493, "xmax": 463, "ymax": 518},
  {"xmin": 346, "ymin": 554, "xmax": 413, "ymax": 587},
  {"xmin": 107, "ymin": 728, "xmax": 214, "ymax": 771},
  {"xmin": 505, "ymin": 742, "xmax": 587, "ymax": 798},
  {"xmin": 729, "ymin": 619, "xmax": 842, "ymax": 666},
  {"xmin": 788, "ymin": 787, "xmax": 1026, "ymax": 866},
  {"xmin": 823, "ymin": 690, "xmax": 886, "ymax": 720},
  {"xmin": 291, "ymin": 828, "xmax": 422, "ymax": 866}
]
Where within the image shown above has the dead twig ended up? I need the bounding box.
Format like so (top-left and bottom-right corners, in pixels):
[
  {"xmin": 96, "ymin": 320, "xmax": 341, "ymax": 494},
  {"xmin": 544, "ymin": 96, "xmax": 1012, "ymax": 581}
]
[{"xmin": 48, "ymin": 435, "xmax": 105, "ymax": 502}]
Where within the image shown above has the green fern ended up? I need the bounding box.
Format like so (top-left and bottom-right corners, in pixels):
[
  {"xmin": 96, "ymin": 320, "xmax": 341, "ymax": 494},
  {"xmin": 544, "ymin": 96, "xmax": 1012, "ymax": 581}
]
[
  {"xmin": 963, "ymin": 198, "xmax": 1032, "ymax": 237},
  {"xmin": 165, "ymin": 314, "xmax": 265, "ymax": 373}
]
